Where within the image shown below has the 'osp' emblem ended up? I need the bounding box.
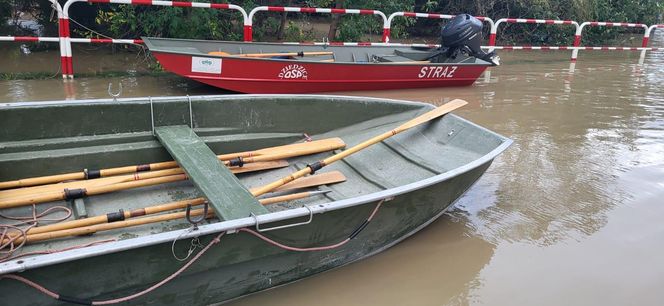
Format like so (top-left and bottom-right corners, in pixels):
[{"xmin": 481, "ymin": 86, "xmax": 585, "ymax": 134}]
[{"xmin": 278, "ymin": 64, "xmax": 308, "ymax": 80}]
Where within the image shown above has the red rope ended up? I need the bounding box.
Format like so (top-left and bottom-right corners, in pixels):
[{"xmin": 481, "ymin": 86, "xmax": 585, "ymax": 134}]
[
  {"xmin": 92, "ymin": 233, "xmax": 224, "ymax": 305},
  {"xmin": 0, "ymin": 204, "xmax": 72, "ymax": 262}
]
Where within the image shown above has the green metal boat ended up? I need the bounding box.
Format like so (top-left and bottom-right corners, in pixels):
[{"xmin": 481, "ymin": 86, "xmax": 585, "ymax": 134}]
[{"xmin": 0, "ymin": 95, "xmax": 510, "ymax": 305}]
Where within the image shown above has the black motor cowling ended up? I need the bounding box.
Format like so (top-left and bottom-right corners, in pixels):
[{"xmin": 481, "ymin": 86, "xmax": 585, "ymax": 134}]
[{"xmin": 436, "ymin": 14, "xmax": 499, "ymax": 65}]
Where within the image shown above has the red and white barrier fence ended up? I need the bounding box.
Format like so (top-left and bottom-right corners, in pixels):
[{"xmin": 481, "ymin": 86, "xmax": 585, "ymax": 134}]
[
  {"xmin": 247, "ymin": 6, "xmax": 388, "ymax": 42},
  {"xmin": 491, "ymin": 46, "xmax": 662, "ymax": 51},
  {"xmin": 571, "ymin": 21, "xmax": 649, "ymax": 60},
  {"xmin": 0, "ymin": 36, "xmax": 141, "ymax": 44},
  {"xmin": 0, "ymin": 36, "xmax": 59, "ymax": 42},
  {"xmin": 490, "ymin": 18, "xmax": 579, "ymax": 49},
  {"xmin": 60, "ymin": 0, "xmax": 248, "ymax": 78},
  {"xmin": 384, "ymin": 12, "xmax": 494, "ymax": 43},
  {"xmin": 2, "ymin": 1, "xmax": 663, "ymax": 79}
]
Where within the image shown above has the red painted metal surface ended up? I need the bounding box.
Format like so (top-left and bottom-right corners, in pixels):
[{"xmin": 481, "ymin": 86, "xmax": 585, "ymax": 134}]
[{"xmin": 152, "ymin": 52, "xmax": 488, "ymax": 94}]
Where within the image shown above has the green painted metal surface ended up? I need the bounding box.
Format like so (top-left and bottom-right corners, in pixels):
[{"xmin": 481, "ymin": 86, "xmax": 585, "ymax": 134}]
[{"xmin": 154, "ymin": 125, "xmax": 267, "ymax": 220}]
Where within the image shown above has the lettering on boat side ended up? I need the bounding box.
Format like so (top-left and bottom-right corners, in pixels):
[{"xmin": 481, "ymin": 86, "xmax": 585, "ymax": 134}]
[
  {"xmin": 191, "ymin": 56, "xmax": 222, "ymax": 74},
  {"xmin": 417, "ymin": 66, "xmax": 458, "ymax": 79},
  {"xmin": 278, "ymin": 64, "xmax": 308, "ymax": 80}
]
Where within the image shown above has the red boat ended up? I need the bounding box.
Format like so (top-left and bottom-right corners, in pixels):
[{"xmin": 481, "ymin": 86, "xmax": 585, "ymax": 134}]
[{"xmin": 143, "ymin": 15, "xmax": 499, "ymax": 93}]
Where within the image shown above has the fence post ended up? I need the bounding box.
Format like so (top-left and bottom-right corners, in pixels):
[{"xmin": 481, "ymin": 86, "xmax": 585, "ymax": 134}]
[{"xmin": 643, "ymin": 24, "xmax": 664, "ymax": 47}]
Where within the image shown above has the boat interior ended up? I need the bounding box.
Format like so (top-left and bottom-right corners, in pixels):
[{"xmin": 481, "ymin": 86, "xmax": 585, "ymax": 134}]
[
  {"xmin": 0, "ymin": 96, "xmax": 504, "ymax": 260},
  {"xmin": 143, "ymin": 37, "xmax": 491, "ymax": 65}
]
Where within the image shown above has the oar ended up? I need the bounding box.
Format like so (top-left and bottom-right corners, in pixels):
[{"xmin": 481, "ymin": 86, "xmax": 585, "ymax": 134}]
[
  {"xmin": 10, "ymin": 190, "xmax": 331, "ymax": 245},
  {"xmin": 208, "ymin": 51, "xmax": 333, "ymax": 58},
  {"xmin": 250, "ymin": 99, "xmax": 468, "ymax": 197},
  {"xmin": 0, "ymin": 137, "xmax": 345, "ymax": 190},
  {"xmin": 6, "ymin": 171, "xmax": 345, "ymax": 239},
  {"xmin": 0, "ymin": 168, "xmax": 185, "ymax": 199},
  {"xmin": 0, "ymin": 161, "xmax": 289, "ymax": 209}
]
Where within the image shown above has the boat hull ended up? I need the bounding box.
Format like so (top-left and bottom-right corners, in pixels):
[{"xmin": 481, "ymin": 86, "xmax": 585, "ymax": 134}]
[
  {"xmin": 0, "ymin": 95, "xmax": 511, "ymax": 305},
  {"xmin": 153, "ymin": 52, "xmax": 488, "ymax": 93},
  {"xmin": 143, "ymin": 38, "xmax": 491, "ymax": 93}
]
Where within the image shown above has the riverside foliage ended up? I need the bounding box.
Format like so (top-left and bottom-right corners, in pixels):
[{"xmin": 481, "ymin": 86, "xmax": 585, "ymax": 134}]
[{"xmin": 1, "ymin": 0, "xmax": 662, "ymax": 45}]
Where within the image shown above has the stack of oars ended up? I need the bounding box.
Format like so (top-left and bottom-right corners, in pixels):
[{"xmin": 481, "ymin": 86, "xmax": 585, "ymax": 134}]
[
  {"xmin": 207, "ymin": 51, "xmax": 334, "ymax": 58},
  {"xmin": 0, "ymin": 138, "xmax": 346, "ymax": 208},
  {"xmin": 0, "ymin": 138, "xmax": 348, "ymax": 244},
  {"xmin": 3, "ymin": 171, "xmax": 348, "ymax": 245}
]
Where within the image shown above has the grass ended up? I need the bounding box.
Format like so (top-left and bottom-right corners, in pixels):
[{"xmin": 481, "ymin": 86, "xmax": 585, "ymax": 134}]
[{"xmin": 0, "ymin": 70, "xmax": 169, "ymax": 81}]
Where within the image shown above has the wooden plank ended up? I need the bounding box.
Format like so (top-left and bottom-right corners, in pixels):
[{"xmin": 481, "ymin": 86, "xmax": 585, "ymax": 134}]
[{"xmin": 154, "ymin": 125, "xmax": 268, "ymax": 220}]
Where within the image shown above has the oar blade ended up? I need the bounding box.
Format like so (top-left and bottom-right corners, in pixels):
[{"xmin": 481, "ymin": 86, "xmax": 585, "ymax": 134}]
[
  {"xmin": 249, "ymin": 171, "xmax": 346, "ymax": 194},
  {"xmin": 396, "ymin": 99, "xmax": 468, "ymax": 132},
  {"xmin": 253, "ymin": 137, "xmax": 346, "ymax": 156},
  {"xmin": 273, "ymin": 171, "xmax": 346, "ymax": 192},
  {"xmin": 230, "ymin": 160, "xmax": 289, "ymax": 174}
]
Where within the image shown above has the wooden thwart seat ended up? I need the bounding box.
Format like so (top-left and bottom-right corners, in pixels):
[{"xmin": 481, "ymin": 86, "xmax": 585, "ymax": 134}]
[{"xmin": 154, "ymin": 125, "xmax": 268, "ymax": 221}]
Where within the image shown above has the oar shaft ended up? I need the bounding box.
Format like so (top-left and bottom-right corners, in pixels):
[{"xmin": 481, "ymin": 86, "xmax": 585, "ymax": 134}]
[
  {"xmin": 24, "ymin": 210, "xmax": 207, "ymax": 243},
  {"xmin": 5, "ymin": 171, "xmax": 344, "ymax": 241},
  {"xmin": 0, "ymin": 168, "xmax": 185, "ymax": 199},
  {"xmin": 0, "ymin": 174, "xmax": 189, "ymax": 209},
  {"xmin": 0, "ymin": 138, "xmax": 345, "ymax": 189},
  {"xmin": 0, "ymin": 173, "xmax": 83, "ymax": 190},
  {"xmin": 233, "ymin": 51, "xmax": 333, "ymax": 58},
  {"xmin": 14, "ymin": 191, "xmax": 324, "ymax": 244},
  {"xmin": 0, "ymin": 161, "xmax": 289, "ymax": 209},
  {"xmin": 22, "ymin": 198, "xmax": 208, "ymax": 236}
]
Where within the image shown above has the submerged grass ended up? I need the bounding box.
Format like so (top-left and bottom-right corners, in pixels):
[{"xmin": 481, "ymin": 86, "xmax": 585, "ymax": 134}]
[{"xmin": 1, "ymin": 70, "xmax": 169, "ymax": 81}]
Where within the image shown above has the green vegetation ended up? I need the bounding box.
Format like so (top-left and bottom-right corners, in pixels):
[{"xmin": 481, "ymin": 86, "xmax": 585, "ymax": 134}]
[
  {"xmin": 0, "ymin": 0, "xmax": 662, "ymax": 45},
  {"xmin": 0, "ymin": 70, "xmax": 169, "ymax": 80}
]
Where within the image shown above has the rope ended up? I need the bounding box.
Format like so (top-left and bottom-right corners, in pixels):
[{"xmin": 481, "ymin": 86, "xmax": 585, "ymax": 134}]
[
  {"xmin": 0, "ymin": 224, "xmax": 28, "ymax": 262},
  {"xmin": 237, "ymin": 200, "xmax": 384, "ymax": 252},
  {"xmin": 0, "ymin": 274, "xmax": 59, "ymax": 299},
  {"xmin": 171, "ymin": 228, "xmax": 203, "ymax": 262},
  {"xmin": 0, "ymin": 205, "xmax": 72, "ymax": 226},
  {"xmin": 240, "ymin": 227, "xmax": 351, "ymax": 251},
  {"xmin": 68, "ymin": 17, "xmax": 116, "ymax": 41},
  {"xmin": 0, "ymin": 204, "xmax": 72, "ymax": 262},
  {"xmin": 92, "ymin": 232, "xmax": 224, "ymax": 305}
]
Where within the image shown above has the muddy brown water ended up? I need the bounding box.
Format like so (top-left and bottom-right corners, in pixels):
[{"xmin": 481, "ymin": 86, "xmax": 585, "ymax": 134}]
[{"xmin": 1, "ymin": 32, "xmax": 663, "ymax": 305}]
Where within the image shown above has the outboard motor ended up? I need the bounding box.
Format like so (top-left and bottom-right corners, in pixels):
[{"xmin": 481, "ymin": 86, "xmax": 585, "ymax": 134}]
[{"xmin": 429, "ymin": 14, "xmax": 499, "ymax": 65}]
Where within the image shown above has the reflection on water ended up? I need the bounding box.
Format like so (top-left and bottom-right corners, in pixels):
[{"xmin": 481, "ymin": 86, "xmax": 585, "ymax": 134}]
[{"xmin": 1, "ymin": 32, "xmax": 663, "ymax": 305}]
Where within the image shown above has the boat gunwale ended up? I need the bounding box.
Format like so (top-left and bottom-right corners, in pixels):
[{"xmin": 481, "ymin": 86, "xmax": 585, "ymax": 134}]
[
  {"xmin": 0, "ymin": 94, "xmax": 512, "ymax": 275},
  {"xmin": 141, "ymin": 37, "xmax": 493, "ymax": 67}
]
